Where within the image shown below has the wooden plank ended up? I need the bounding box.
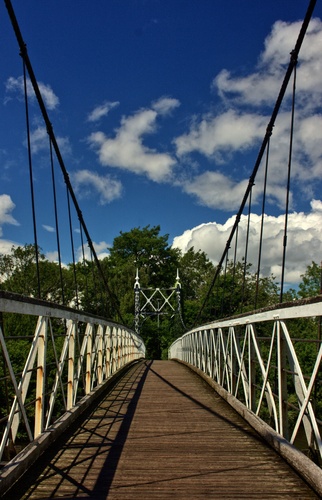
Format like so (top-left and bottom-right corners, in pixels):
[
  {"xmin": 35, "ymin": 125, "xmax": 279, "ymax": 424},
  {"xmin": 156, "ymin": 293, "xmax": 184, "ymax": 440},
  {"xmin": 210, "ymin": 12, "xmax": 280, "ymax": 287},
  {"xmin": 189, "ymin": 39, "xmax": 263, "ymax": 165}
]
[{"xmin": 4, "ymin": 360, "xmax": 320, "ymax": 499}]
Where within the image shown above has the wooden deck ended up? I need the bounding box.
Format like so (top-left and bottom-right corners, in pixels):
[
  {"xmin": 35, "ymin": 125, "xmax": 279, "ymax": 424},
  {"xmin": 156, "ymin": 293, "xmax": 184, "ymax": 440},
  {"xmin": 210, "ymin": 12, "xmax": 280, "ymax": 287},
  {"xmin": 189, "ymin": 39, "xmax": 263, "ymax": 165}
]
[{"xmin": 4, "ymin": 360, "xmax": 320, "ymax": 499}]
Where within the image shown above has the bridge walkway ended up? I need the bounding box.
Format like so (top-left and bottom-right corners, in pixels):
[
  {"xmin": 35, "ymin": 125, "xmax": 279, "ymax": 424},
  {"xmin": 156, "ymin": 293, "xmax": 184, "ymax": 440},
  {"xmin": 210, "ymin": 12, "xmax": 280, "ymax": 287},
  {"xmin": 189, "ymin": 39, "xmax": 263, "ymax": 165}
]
[{"xmin": 4, "ymin": 360, "xmax": 319, "ymax": 499}]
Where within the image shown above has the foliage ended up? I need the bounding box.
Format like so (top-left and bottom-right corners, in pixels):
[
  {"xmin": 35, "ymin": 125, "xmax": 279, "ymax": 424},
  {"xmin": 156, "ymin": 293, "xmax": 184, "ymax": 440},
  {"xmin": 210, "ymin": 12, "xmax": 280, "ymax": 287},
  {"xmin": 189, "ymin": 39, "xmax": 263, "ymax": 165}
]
[
  {"xmin": 0, "ymin": 238, "xmax": 321, "ymax": 361},
  {"xmin": 103, "ymin": 226, "xmax": 181, "ymax": 356},
  {"xmin": 298, "ymin": 261, "xmax": 322, "ymax": 298},
  {"xmin": 1, "ymin": 233, "xmax": 322, "ymax": 455},
  {"xmin": 192, "ymin": 259, "xmax": 279, "ymax": 326},
  {"xmin": 1, "ymin": 233, "xmax": 322, "ymax": 471},
  {"xmin": 0, "ymin": 244, "xmax": 73, "ymax": 304},
  {"xmin": 108, "ymin": 225, "xmax": 180, "ymax": 287}
]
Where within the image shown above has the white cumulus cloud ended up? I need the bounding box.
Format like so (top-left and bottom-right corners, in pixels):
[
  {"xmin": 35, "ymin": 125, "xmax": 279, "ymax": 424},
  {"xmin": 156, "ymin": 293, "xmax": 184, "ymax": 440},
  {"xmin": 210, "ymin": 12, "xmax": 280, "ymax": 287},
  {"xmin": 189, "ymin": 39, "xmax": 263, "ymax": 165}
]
[
  {"xmin": 175, "ymin": 109, "xmax": 266, "ymax": 158},
  {"xmin": 0, "ymin": 194, "xmax": 19, "ymax": 236},
  {"xmin": 87, "ymin": 97, "xmax": 179, "ymax": 182},
  {"xmin": 173, "ymin": 199, "xmax": 322, "ymax": 285},
  {"xmin": 26, "ymin": 125, "xmax": 71, "ymax": 155},
  {"xmin": 87, "ymin": 101, "xmax": 120, "ymax": 122},
  {"xmin": 5, "ymin": 76, "xmax": 59, "ymax": 110},
  {"xmin": 45, "ymin": 250, "xmax": 59, "ymax": 262},
  {"xmin": 0, "ymin": 239, "xmax": 18, "ymax": 257},
  {"xmin": 43, "ymin": 225, "xmax": 55, "ymax": 233},
  {"xmin": 0, "ymin": 194, "xmax": 19, "ymax": 256},
  {"xmin": 78, "ymin": 240, "xmax": 111, "ymax": 261},
  {"xmin": 182, "ymin": 171, "xmax": 250, "ymax": 211},
  {"xmin": 152, "ymin": 96, "xmax": 180, "ymax": 115},
  {"xmin": 71, "ymin": 169, "xmax": 122, "ymax": 205},
  {"xmin": 213, "ymin": 18, "xmax": 322, "ymax": 108},
  {"xmin": 174, "ymin": 17, "xmax": 322, "ymax": 211}
]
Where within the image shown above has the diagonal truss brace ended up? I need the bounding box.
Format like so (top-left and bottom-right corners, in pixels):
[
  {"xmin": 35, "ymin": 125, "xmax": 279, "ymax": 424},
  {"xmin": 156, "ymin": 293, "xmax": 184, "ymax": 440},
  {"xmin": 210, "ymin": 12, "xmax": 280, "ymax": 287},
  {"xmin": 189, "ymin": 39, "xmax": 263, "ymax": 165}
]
[{"xmin": 134, "ymin": 269, "xmax": 182, "ymax": 334}]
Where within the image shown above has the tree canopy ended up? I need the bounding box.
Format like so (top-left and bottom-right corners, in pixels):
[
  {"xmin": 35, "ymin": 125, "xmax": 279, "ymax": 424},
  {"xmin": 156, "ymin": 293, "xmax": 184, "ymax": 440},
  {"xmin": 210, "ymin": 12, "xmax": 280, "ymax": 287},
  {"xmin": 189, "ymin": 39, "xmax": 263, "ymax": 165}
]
[{"xmin": 0, "ymin": 228, "xmax": 321, "ymax": 358}]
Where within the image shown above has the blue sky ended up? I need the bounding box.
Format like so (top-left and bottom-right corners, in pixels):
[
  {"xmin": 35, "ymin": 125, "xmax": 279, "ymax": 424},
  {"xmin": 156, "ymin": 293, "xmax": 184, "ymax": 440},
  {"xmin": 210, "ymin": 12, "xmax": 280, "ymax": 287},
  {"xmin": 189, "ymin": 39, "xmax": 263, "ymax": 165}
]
[{"xmin": 1, "ymin": 0, "xmax": 322, "ymax": 286}]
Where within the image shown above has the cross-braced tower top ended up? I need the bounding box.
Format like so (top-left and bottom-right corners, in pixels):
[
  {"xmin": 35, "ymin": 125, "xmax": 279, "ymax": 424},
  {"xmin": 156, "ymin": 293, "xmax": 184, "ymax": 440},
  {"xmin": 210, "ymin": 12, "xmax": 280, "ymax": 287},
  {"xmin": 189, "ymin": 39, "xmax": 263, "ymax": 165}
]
[{"xmin": 134, "ymin": 269, "xmax": 182, "ymax": 334}]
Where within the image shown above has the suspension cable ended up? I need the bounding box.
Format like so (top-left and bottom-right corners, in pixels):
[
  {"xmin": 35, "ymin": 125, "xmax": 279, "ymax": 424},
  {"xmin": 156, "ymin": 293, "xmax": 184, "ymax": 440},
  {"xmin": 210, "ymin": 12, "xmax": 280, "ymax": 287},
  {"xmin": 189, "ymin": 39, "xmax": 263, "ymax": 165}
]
[
  {"xmin": 280, "ymin": 56, "xmax": 297, "ymax": 302},
  {"xmin": 5, "ymin": 0, "xmax": 124, "ymax": 322},
  {"xmin": 193, "ymin": 0, "xmax": 317, "ymax": 326},
  {"xmin": 49, "ymin": 137, "xmax": 65, "ymax": 305},
  {"xmin": 255, "ymin": 136, "xmax": 271, "ymax": 309},
  {"xmin": 22, "ymin": 60, "xmax": 41, "ymax": 298},
  {"xmin": 66, "ymin": 188, "xmax": 79, "ymax": 309},
  {"xmin": 240, "ymin": 184, "xmax": 253, "ymax": 313},
  {"xmin": 220, "ymin": 250, "xmax": 229, "ymax": 316},
  {"xmin": 90, "ymin": 249, "xmax": 100, "ymax": 315},
  {"xmin": 229, "ymin": 225, "xmax": 239, "ymax": 315},
  {"xmin": 79, "ymin": 222, "xmax": 89, "ymax": 301}
]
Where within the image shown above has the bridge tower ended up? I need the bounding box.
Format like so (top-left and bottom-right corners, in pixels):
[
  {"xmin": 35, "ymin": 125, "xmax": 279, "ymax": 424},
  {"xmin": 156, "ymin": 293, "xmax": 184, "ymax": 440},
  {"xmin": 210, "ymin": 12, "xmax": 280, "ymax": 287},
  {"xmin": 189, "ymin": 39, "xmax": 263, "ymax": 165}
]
[{"xmin": 134, "ymin": 269, "xmax": 182, "ymax": 335}]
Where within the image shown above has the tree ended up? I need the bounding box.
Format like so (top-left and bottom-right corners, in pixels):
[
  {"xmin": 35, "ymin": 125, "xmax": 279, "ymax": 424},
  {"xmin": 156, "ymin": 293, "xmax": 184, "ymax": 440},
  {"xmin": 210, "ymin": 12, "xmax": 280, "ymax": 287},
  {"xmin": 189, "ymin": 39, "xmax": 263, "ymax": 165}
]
[
  {"xmin": 109, "ymin": 225, "xmax": 180, "ymax": 287},
  {"xmin": 193, "ymin": 259, "xmax": 279, "ymax": 325},
  {"xmin": 177, "ymin": 247, "xmax": 215, "ymax": 328},
  {"xmin": 104, "ymin": 226, "xmax": 181, "ymax": 357},
  {"xmin": 291, "ymin": 261, "xmax": 322, "ymax": 376},
  {"xmin": 0, "ymin": 246, "xmax": 71, "ymax": 437},
  {"xmin": 0, "ymin": 244, "xmax": 41, "ymax": 296},
  {"xmin": 0, "ymin": 244, "xmax": 72, "ymax": 304},
  {"xmin": 298, "ymin": 261, "xmax": 322, "ymax": 298}
]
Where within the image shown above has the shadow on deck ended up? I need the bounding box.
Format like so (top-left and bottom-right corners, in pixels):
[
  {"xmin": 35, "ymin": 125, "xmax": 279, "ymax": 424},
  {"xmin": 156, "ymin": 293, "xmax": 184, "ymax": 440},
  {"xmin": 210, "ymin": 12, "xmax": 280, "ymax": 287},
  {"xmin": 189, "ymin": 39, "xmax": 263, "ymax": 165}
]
[{"xmin": 2, "ymin": 360, "xmax": 320, "ymax": 499}]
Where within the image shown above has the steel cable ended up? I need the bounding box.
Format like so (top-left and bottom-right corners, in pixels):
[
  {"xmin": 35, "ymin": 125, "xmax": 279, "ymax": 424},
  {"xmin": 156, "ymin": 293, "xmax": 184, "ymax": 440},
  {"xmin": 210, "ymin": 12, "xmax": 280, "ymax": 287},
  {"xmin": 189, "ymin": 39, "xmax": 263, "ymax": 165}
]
[
  {"xmin": 5, "ymin": 0, "xmax": 124, "ymax": 323},
  {"xmin": 280, "ymin": 59, "xmax": 297, "ymax": 302},
  {"xmin": 66, "ymin": 187, "xmax": 79, "ymax": 309},
  {"xmin": 22, "ymin": 60, "xmax": 41, "ymax": 298},
  {"xmin": 49, "ymin": 137, "xmax": 65, "ymax": 305},
  {"xmin": 193, "ymin": 0, "xmax": 317, "ymax": 326},
  {"xmin": 241, "ymin": 185, "xmax": 253, "ymax": 313},
  {"xmin": 255, "ymin": 136, "xmax": 271, "ymax": 309}
]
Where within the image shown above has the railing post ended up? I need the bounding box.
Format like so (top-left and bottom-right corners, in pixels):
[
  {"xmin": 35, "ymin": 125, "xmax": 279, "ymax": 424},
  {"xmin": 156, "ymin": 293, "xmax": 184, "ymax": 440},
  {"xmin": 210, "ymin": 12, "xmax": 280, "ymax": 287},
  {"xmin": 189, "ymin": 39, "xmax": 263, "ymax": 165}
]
[
  {"xmin": 124, "ymin": 329, "xmax": 129, "ymax": 365},
  {"xmin": 112, "ymin": 327, "xmax": 117, "ymax": 374},
  {"xmin": 85, "ymin": 324, "xmax": 93, "ymax": 394},
  {"xmin": 34, "ymin": 317, "xmax": 47, "ymax": 438},
  {"xmin": 0, "ymin": 293, "xmax": 145, "ymax": 459},
  {"xmin": 277, "ymin": 321, "xmax": 289, "ymax": 438},
  {"xmin": 218, "ymin": 328, "xmax": 223, "ymax": 386},
  {"xmin": 118, "ymin": 327, "xmax": 123, "ymax": 368},
  {"xmin": 168, "ymin": 299, "xmax": 322, "ymax": 463},
  {"xmin": 201, "ymin": 330, "xmax": 206, "ymax": 373},
  {"xmin": 281, "ymin": 324, "xmax": 289, "ymax": 439},
  {"xmin": 97, "ymin": 325, "xmax": 103, "ymax": 385},
  {"xmin": 248, "ymin": 325, "xmax": 256, "ymax": 412},
  {"xmin": 105, "ymin": 326, "xmax": 111, "ymax": 377},
  {"xmin": 230, "ymin": 327, "xmax": 237, "ymax": 396},
  {"xmin": 67, "ymin": 320, "xmax": 76, "ymax": 410}
]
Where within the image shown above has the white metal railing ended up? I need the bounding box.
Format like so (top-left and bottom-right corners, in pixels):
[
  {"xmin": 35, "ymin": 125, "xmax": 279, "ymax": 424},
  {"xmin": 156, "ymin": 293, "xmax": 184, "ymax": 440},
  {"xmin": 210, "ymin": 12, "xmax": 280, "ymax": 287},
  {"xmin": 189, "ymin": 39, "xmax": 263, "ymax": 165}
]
[
  {"xmin": 0, "ymin": 291, "xmax": 145, "ymax": 461},
  {"xmin": 169, "ymin": 297, "xmax": 322, "ymax": 462}
]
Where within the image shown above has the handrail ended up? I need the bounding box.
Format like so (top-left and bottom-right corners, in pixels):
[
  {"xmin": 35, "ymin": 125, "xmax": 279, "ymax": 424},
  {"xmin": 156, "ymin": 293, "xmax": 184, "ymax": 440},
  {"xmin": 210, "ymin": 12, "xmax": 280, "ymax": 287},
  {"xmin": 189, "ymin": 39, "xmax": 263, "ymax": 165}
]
[
  {"xmin": 169, "ymin": 297, "xmax": 322, "ymax": 463},
  {"xmin": 0, "ymin": 292, "xmax": 145, "ymax": 461}
]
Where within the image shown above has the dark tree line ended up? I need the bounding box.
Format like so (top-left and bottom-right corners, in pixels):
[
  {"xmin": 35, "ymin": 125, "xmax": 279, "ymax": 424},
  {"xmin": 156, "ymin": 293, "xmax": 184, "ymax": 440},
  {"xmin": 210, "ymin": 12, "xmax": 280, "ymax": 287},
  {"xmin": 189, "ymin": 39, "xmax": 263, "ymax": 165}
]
[
  {"xmin": 0, "ymin": 226, "xmax": 320, "ymax": 359},
  {"xmin": 1, "ymin": 226, "xmax": 322, "ymax": 450}
]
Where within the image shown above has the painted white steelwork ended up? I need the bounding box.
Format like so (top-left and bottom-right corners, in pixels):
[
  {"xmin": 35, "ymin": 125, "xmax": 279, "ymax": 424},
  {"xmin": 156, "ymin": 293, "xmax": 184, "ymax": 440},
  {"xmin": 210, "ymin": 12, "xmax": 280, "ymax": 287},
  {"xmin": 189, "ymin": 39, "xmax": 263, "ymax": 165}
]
[
  {"xmin": 134, "ymin": 269, "xmax": 182, "ymax": 334},
  {"xmin": 169, "ymin": 297, "xmax": 322, "ymax": 461},
  {"xmin": 0, "ymin": 291, "xmax": 145, "ymax": 461}
]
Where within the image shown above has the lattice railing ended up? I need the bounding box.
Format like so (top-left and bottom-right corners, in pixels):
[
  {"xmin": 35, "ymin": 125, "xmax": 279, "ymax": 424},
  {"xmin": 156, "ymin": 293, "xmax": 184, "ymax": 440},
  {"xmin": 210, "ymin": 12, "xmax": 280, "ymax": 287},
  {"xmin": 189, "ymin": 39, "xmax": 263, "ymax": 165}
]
[
  {"xmin": 169, "ymin": 297, "xmax": 322, "ymax": 462},
  {"xmin": 0, "ymin": 291, "xmax": 145, "ymax": 461}
]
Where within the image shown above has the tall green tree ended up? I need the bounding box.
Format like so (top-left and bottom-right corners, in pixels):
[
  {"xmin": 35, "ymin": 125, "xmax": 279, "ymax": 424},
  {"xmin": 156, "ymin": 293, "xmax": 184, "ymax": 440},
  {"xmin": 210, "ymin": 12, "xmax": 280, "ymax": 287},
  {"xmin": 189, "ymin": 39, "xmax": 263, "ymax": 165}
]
[
  {"xmin": 177, "ymin": 247, "xmax": 215, "ymax": 328},
  {"xmin": 107, "ymin": 225, "xmax": 181, "ymax": 357},
  {"xmin": 109, "ymin": 225, "xmax": 180, "ymax": 287},
  {"xmin": 0, "ymin": 244, "xmax": 73, "ymax": 304},
  {"xmin": 298, "ymin": 261, "xmax": 322, "ymax": 298}
]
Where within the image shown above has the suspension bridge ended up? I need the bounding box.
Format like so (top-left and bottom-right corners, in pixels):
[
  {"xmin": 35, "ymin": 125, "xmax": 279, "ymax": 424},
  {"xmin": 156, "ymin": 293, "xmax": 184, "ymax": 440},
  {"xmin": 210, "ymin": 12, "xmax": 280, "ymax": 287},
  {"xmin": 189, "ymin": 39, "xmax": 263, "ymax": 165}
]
[{"xmin": 1, "ymin": 0, "xmax": 322, "ymax": 498}]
